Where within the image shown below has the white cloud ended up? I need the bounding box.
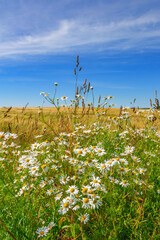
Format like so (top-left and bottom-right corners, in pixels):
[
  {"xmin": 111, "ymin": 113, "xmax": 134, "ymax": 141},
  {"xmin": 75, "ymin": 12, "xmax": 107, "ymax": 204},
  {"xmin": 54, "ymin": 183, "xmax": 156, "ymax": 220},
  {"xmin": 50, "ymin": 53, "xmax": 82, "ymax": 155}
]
[{"xmin": 0, "ymin": 1, "xmax": 160, "ymax": 58}]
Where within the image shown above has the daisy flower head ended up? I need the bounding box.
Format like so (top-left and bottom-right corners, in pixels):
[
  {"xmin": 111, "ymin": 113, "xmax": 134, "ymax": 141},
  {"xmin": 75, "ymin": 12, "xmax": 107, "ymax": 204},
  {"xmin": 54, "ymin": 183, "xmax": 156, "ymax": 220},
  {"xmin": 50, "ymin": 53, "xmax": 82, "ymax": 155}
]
[
  {"xmin": 55, "ymin": 192, "xmax": 63, "ymax": 201},
  {"xmin": 60, "ymin": 175, "xmax": 70, "ymax": 185},
  {"xmin": 73, "ymin": 204, "xmax": 80, "ymax": 211},
  {"xmin": 61, "ymin": 96, "xmax": 68, "ymax": 101},
  {"xmin": 94, "ymin": 147, "xmax": 106, "ymax": 156},
  {"xmin": 36, "ymin": 226, "xmax": 49, "ymax": 238},
  {"xmin": 134, "ymin": 179, "xmax": 143, "ymax": 185},
  {"xmin": 109, "ymin": 176, "xmax": 119, "ymax": 184},
  {"xmin": 52, "ymin": 165, "xmax": 58, "ymax": 171},
  {"xmin": 90, "ymin": 197, "xmax": 102, "ymax": 209},
  {"xmin": 41, "ymin": 164, "xmax": 48, "ymax": 172},
  {"xmin": 138, "ymin": 168, "xmax": 147, "ymax": 174},
  {"xmin": 66, "ymin": 185, "xmax": 79, "ymax": 195},
  {"xmin": 46, "ymin": 188, "xmax": 54, "ymax": 196},
  {"xmin": 60, "ymin": 197, "xmax": 71, "ymax": 214},
  {"xmin": 81, "ymin": 185, "xmax": 91, "ymax": 195},
  {"xmin": 74, "ymin": 148, "xmax": 86, "ymax": 157},
  {"xmin": 71, "ymin": 175, "xmax": 78, "ymax": 181},
  {"xmin": 44, "ymin": 93, "xmax": 49, "ymax": 97},
  {"xmin": 91, "ymin": 176, "xmax": 101, "ymax": 188},
  {"xmin": 132, "ymin": 156, "xmax": 141, "ymax": 162},
  {"xmin": 120, "ymin": 179, "xmax": 130, "ymax": 187},
  {"xmin": 82, "ymin": 197, "xmax": 91, "ymax": 209},
  {"xmin": 97, "ymin": 163, "xmax": 107, "ymax": 173},
  {"xmin": 124, "ymin": 146, "xmax": 135, "ymax": 155},
  {"xmin": 79, "ymin": 213, "xmax": 89, "ymax": 224},
  {"xmin": 48, "ymin": 222, "xmax": 55, "ymax": 230}
]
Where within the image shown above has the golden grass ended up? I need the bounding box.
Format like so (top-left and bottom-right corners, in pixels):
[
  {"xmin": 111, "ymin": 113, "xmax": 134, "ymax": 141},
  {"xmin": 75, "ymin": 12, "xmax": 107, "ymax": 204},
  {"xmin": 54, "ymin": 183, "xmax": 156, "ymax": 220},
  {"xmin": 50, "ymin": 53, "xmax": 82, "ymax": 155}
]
[{"xmin": 0, "ymin": 107, "xmax": 159, "ymax": 143}]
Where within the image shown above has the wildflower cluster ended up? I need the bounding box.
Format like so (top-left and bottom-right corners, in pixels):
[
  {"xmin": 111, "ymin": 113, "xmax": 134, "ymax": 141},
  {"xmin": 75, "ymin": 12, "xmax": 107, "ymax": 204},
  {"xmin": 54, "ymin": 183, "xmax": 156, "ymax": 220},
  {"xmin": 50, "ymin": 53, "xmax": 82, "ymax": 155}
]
[{"xmin": 0, "ymin": 115, "xmax": 160, "ymax": 238}]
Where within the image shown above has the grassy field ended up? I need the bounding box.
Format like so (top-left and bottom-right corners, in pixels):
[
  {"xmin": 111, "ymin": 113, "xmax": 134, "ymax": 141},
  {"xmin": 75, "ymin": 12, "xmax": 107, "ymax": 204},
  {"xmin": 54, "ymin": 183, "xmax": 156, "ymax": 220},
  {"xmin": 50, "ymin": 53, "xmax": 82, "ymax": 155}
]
[{"xmin": 0, "ymin": 104, "xmax": 160, "ymax": 239}]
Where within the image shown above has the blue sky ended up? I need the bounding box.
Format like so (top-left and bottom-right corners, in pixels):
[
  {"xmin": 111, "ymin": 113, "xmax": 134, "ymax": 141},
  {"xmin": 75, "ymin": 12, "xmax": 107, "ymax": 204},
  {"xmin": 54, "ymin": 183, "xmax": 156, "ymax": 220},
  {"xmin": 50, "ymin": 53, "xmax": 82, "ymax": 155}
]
[{"xmin": 0, "ymin": 0, "xmax": 160, "ymax": 108}]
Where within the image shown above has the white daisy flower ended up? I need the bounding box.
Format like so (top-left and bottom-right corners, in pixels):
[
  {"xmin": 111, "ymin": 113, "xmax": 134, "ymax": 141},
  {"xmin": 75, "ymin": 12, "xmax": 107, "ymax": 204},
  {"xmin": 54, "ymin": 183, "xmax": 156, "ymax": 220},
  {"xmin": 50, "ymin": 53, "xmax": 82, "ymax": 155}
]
[
  {"xmin": 48, "ymin": 222, "xmax": 55, "ymax": 230},
  {"xmin": 79, "ymin": 213, "xmax": 89, "ymax": 224},
  {"xmin": 119, "ymin": 180, "xmax": 130, "ymax": 187},
  {"xmin": 46, "ymin": 189, "xmax": 54, "ymax": 196},
  {"xmin": 66, "ymin": 185, "xmax": 79, "ymax": 195},
  {"xmin": 36, "ymin": 227, "xmax": 49, "ymax": 238},
  {"xmin": 73, "ymin": 205, "xmax": 80, "ymax": 211},
  {"xmin": 82, "ymin": 198, "xmax": 91, "ymax": 209},
  {"xmin": 55, "ymin": 192, "xmax": 63, "ymax": 201}
]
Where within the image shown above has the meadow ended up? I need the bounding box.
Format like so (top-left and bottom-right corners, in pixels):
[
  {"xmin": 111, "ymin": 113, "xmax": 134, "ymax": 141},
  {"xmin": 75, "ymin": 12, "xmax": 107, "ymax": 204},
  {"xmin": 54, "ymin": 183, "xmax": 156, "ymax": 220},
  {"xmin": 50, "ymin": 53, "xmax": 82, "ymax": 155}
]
[{"xmin": 0, "ymin": 58, "xmax": 160, "ymax": 239}]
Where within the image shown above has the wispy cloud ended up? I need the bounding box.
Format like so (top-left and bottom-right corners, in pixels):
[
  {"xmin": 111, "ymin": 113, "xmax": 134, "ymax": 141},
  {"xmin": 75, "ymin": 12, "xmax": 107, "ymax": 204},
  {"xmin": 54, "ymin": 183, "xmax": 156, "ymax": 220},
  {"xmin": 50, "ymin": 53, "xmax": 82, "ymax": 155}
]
[{"xmin": 0, "ymin": 0, "xmax": 160, "ymax": 58}]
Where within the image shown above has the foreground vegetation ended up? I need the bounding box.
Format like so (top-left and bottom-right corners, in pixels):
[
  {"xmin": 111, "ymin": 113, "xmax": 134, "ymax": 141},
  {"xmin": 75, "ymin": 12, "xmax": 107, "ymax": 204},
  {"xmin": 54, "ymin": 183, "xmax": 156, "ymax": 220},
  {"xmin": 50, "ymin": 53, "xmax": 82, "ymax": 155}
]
[{"xmin": 0, "ymin": 57, "xmax": 160, "ymax": 239}]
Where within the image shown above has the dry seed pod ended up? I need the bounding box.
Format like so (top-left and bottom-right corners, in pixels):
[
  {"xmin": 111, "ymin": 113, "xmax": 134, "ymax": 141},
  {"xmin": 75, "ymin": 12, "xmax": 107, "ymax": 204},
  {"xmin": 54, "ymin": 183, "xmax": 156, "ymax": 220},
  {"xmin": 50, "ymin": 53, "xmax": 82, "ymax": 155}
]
[
  {"xmin": 150, "ymin": 99, "xmax": 152, "ymax": 107},
  {"xmin": 77, "ymin": 56, "xmax": 79, "ymax": 64},
  {"xmin": 87, "ymin": 82, "xmax": 90, "ymax": 92},
  {"xmin": 119, "ymin": 105, "xmax": 123, "ymax": 116},
  {"xmin": 76, "ymin": 86, "xmax": 79, "ymax": 95},
  {"xmin": 155, "ymin": 90, "xmax": 157, "ymax": 98},
  {"xmin": 83, "ymin": 78, "xmax": 87, "ymax": 86}
]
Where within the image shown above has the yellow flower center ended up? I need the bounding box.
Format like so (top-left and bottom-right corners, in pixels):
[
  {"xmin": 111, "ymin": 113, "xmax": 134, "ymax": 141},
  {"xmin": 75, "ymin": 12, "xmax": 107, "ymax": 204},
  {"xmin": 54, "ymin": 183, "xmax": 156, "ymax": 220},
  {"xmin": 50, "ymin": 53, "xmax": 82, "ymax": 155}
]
[
  {"xmin": 82, "ymin": 188, "xmax": 88, "ymax": 193},
  {"xmin": 83, "ymin": 198, "xmax": 89, "ymax": 203},
  {"xmin": 78, "ymin": 150, "xmax": 82, "ymax": 154},
  {"xmin": 40, "ymin": 231, "xmax": 44, "ymax": 235},
  {"xmin": 93, "ymin": 180, "xmax": 98, "ymax": 183},
  {"xmin": 70, "ymin": 188, "xmax": 75, "ymax": 193},
  {"xmin": 64, "ymin": 202, "xmax": 69, "ymax": 208},
  {"xmin": 81, "ymin": 216, "xmax": 86, "ymax": 221},
  {"xmin": 101, "ymin": 165, "xmax": 105, "ymax": 169},
  {"xmin": 88, "ymin": 190, "xmax": 93, "ymax": 194}
]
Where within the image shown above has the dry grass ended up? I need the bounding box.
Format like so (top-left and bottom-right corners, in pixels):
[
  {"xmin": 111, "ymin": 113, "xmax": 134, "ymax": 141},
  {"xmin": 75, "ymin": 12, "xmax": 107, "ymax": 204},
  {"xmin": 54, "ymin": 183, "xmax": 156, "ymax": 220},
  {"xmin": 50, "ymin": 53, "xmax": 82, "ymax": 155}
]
[{"xmin": 0, "ymin": 107, "xmax": 159, "ymax": 144}]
